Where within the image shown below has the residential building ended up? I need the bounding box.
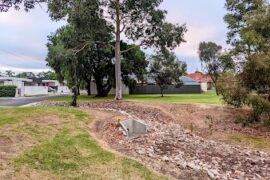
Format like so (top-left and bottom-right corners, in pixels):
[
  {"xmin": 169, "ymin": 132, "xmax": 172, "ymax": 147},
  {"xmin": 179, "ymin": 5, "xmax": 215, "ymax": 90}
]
[{"xmin": 186, "ymin": 72, "xmax": 214, "ymax": 90}]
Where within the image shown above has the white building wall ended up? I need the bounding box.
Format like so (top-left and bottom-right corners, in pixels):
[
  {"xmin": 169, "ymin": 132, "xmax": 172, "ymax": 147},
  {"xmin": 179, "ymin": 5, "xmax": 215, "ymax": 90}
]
[
  {"xmin": 200, "ymin": 82, "xmax": 208, "ymax": 92},
  {"xmin": 24, "ymin": 86, "xmax": 48, "ymax": 96},
  {"xmin": 57, "ymin": 86, "xmax": 71, "ymax": 94}
]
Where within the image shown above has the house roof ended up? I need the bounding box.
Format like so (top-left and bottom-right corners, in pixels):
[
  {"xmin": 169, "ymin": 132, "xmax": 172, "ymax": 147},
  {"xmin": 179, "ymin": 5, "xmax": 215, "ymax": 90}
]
[
  {"xmin": 42, "ymin": 80, "xmax": 59, "ymax": 83},
  {"xmin": 186, "ymin": 72, "xmax": 212, "ymax": 83},
  {"xmin": 180, "ymin": 76, "xmax": 200, "ymax": 85}
]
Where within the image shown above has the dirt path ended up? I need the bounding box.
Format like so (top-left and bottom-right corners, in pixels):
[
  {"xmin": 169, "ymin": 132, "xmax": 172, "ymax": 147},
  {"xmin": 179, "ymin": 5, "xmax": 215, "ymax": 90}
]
[{"xmin": 80, "ymin": 101, "xmax": 270, "ymax": 180}]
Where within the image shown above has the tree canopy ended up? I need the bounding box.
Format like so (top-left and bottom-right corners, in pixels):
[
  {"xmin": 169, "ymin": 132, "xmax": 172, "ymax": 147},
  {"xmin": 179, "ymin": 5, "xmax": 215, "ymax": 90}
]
[
  {"xmin": 0, "ymin": 0, "xmax": 46, "ymax": 12},
  {"xmin": 47, "ymin": 0, "xmax": 187, "ymax": 100},
  {"xmin": 220, "ymin": 0, "xmax": 270, "ymax": 124},
  {"xmin": 198, "ymin": 41, "xmax": 234, "ymax": 94},
  {"xmin": 149, "ymin": 49, "xmax": 187, "ymax": 97}
]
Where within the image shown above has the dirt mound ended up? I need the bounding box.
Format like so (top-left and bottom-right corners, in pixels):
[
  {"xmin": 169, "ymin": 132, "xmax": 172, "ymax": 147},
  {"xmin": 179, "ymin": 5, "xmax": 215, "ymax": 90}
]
[{"xmin": 82, "ymin": 101, "xmax": 270, "ymax": 180}]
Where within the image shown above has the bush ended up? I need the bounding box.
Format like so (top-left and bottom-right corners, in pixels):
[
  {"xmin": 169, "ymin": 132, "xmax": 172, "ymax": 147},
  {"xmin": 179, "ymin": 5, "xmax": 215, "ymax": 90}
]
[
  {"xmin": 217, "ymin": 73, "xmax": 270, "ymax": 126},
  {"xmin": 247, "ymin": 95, "xmax": 270, "ymax": 124},
  {"xmin": 217, "ymin": 73, "xmax": 249, "ymax": 107},
  {"xmin": 0, "ymin": 85, "xmax": 17, "ymax": 97}
]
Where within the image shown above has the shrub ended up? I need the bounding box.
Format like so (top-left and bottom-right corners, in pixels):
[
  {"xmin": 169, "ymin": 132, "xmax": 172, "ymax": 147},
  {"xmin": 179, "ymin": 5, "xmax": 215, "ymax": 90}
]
[
  {"xmin": 247, "ymin": 95, "xmax": 270, "ymax": 124},
  {"xmin": 217, "ymin": 73, "xmax": 270, "ymax": 126},
  {"xmin": 0, "ymin": 85, "xmax": 17, "ymax": 97},
  {"xmin": 217, "ymin": 73, "xmax": 249, "ymax": 107}
]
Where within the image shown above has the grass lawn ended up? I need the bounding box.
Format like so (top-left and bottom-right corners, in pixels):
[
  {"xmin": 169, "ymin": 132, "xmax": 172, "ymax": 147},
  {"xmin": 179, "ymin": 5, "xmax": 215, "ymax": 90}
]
[
  {"xmin": 51, "ymin": 91, "xmax": 221, "ymax": 105},
  {"xmin": 0, "ymin": 107, "xmax": 165, "ymax": 179}
]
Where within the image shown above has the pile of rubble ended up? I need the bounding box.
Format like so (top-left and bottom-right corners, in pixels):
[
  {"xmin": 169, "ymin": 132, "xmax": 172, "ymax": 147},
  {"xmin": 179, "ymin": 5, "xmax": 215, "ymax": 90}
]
[{"xmin": 45, "ymin": 101, "xmax": 270, "ymax": 179}]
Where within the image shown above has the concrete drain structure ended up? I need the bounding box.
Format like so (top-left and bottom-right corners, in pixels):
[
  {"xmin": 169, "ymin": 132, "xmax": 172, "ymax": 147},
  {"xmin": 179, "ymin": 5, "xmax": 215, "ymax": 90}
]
[{"xmin": 120, "ymin": 119, "xmax": 148, "ymax": 138}]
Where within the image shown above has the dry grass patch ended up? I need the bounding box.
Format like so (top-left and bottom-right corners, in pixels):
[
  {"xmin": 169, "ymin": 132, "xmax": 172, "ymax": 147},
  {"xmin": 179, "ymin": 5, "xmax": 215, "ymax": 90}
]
[{"xmin": 221, "ymin": 134, "xmax": 270, "ymax": 153}]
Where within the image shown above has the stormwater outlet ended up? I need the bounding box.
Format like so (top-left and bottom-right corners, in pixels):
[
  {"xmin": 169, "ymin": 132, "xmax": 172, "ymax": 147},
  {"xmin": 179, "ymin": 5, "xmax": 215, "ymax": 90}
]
[{"xmin": 120, "ymin": 119, "xmax": 148, "ymax": 138}]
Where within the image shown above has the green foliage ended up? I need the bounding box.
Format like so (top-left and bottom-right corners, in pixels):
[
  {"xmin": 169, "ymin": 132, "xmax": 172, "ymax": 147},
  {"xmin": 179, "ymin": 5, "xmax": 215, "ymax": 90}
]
[
  {"xmin": 48, "ymin": 0, "xmax": 187, "ymax": 100},
  {"xmin": 37, "ymin": 71, "xmax": 57, "ymax": 80},
  {"xmin": 16, "ymin": 72, "xmax": 36, "ymax": 79},
  {"xmin": 5, "ymin": 70, "xmax": 15, "ymax": 77},
  {"xmin": 217, "ymin": 73, "xmax": 249, "ymax": 107},
  {"xmin": 221, "ymin": 0, "xmax": 270, "ymax": 125},
  {"xmin": 224, "ymin": 0, "xmax": 265, "ymax": 54},
  {"xmin": 198, "ymin": 41, "xmax": 235, "ymax": 94},
  {"xmin": 247, "ymin": 95, "xmax": 270, "ymax": 123},
  {"xmin": 0, "ymin": 85, "xmax": 16, "ymax": 97},
  {"xmin": 0, "ymin": 0, "xmax": 46, "ymax": 12},
  {"xmin": 149, "ymin": 49, "xmax": 187, "ymax": 97}
]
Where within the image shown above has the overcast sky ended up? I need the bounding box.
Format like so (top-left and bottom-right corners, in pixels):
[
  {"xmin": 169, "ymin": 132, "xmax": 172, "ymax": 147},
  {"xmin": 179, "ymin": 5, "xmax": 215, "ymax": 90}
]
[{"xmin": 0, "ymin": 0, "xmax": 228, "ymax": 73}]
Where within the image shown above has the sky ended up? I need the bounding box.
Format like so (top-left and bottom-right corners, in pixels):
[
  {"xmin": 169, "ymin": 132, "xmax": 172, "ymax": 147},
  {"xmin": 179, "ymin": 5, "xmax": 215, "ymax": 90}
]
[{"xmin": 0, "ymin": 0, "xmax": 228, "ymax": 74}]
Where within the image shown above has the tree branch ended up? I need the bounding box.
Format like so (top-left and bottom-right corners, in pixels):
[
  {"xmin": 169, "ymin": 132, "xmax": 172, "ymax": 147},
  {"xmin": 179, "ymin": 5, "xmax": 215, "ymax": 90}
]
[
  {"xmin": 73, "ymin": 40, "xmax": 115, "ymax": 54},
  {"xmin": 121, "ymin": 43, "xmax": 144, "ymax": 54}
]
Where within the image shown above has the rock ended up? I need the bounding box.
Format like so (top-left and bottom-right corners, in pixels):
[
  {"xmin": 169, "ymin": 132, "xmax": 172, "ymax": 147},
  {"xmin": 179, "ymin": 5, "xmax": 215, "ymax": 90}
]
[
  {"xmin": 78, "ymin": 101, "xmax": 270, "ymax": 180},
  {"xmin": 137, "ymin": 149, "xmax": 145, "ymax": 155},
  {"xmin": 162, "ymin": 156, "xmax": 170, "ymax": 162},
  {"xmin": 187, "ymin": 162, "xmax": 201, "ymax": 172},
  {"xmin": 207, "ymin": 170, "xmax": 216, "ymax": 179},
  {"xmin": 234, "ymin": 170, "xmax": 245, "ymax": 178}
]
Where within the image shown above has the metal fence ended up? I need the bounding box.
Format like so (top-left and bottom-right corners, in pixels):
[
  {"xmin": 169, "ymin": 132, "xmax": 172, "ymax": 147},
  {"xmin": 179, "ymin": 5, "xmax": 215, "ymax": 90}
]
[{"xmin": 134, "ymin": 85, "xmax": 202, "ymax": 94}]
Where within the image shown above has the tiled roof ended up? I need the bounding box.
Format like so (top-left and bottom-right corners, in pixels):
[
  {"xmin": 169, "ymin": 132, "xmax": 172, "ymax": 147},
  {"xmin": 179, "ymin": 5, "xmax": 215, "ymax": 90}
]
[{"xmin": 186, "ymin": 72, "xmax": 213, "ymax": 83}]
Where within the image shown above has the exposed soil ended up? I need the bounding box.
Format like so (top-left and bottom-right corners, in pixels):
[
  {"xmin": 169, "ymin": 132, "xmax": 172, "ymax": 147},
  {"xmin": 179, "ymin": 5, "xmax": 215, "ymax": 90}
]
[
  {"xmin": 77, "ymin": 101, "xmax": 270, "ymax": 180},
  {"xmin": 132, "ymin": 102, "xmax": 270, "ymax": 139}
]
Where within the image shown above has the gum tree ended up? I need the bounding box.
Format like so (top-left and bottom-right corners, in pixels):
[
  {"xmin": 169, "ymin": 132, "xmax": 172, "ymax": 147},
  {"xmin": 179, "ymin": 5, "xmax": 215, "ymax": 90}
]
[
  {"xmin": 220, "ymin": 0, "xmax": 270, "ymax": 123},
  {"xmin": 0, "ymin": 0, "xmax": 46, "ymax": 12},
  {"xmin": 48, "ymin": 0, "xmax": 187, "ymax": 100},
  {"xmin": 1, "ymin": 0, "xmax": 187, "ymax": 100},
  {"xmin": 198, "ymin": 41, "xmax": 234, "ymax": 94}
]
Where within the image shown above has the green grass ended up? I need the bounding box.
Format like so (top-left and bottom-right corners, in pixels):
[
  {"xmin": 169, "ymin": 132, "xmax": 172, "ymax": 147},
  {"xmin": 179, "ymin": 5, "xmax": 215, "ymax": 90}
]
[
  {"xmin": 0, "ymin": 107, "xmax": 88, "ymax": 127},
  {"xmin": 0, "ymin": 107, "xmax": 165, "ymax": 179},
  {"xmin": 15, "ymin": 130, "xmax": 162, "ymax": 179},
  {"xmin": 51, "ymin": 91, "xmax": 221, "ymax": 104},
  {"xmin": 225, "ymin": 134, "xmax": 270, "ymax": 153}
]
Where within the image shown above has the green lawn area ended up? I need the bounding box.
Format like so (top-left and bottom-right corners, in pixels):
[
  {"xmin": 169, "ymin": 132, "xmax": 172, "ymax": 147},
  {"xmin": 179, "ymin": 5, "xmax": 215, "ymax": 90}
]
[
  {"xmin": 0, "ymin": 107, "xmax": 165, "ymax": 179},
  {"xmin": 52, "ymin": 91, "xmax": 221, "ymax": 104}
]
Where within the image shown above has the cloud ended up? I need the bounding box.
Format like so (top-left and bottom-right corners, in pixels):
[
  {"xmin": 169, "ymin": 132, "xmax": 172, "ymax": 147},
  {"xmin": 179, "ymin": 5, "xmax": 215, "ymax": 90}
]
[
  {"xmin": 0, "ymin": 49, "xmax": 45, "ymax": 63},
  {"xmin": 0, "ymin": 64, "xmax": 51, "ymax": 73},
  {"xmin": 174, "ymin": 25, "xmax": 223, "ymax": 58},
  {"xmin": 0, "ymin": 0, "xmax": 229, "ymax": 73},
  {"xmin": 0, "ymin": 5, "xmax": 65, "ymax": 72}
]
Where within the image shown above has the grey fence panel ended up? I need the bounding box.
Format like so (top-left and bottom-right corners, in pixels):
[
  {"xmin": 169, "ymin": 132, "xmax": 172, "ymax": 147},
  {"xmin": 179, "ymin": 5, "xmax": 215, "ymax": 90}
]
[{"xmin": 134, "ymin": 85, "xmax": 202, "ymax": 94}]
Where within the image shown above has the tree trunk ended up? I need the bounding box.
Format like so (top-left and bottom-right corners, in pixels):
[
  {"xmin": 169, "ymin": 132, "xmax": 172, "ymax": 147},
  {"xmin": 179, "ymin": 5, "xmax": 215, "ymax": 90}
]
[
  {"xmin": 77, "ymin": 84, "xmax": 80, "ymax": 96},
  {"xmin": 160, "ymin": 86, "xmax": 164, "ymax": 97},
  {"xmin": 86, "ymin": 79, "xmax": 91, "ymax": 96},
  {"xmin": 94, "ymin": 77, "xmax": 112, "ymax": 97},
  {"xmin": 71, "ymin": 59, "xmax": 78, "ymax": 107},
  {"xmin": 71, "ymin": 85, "xmax": 78, "ymax": 107},
  {"xmin": 114, "ymin": 0, "xmax": 122, "ymax": 100}
]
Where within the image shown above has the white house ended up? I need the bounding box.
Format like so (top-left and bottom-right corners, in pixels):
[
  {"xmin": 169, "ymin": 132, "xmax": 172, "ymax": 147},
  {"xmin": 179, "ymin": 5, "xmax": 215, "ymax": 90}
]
[
  {"xmin": 0, "ymin": 77, "xmax": 35, "ymax": 97},
  {"xmin": 0, "ymin": 77, "xmax": 70, "ymax": 97}
]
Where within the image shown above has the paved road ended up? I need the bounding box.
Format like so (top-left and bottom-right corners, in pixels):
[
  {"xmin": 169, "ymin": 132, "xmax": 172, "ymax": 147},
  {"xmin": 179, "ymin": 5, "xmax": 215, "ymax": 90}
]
[{"xmin": 0, "ymin": 95, "xmax": 66, "ymax": 107}]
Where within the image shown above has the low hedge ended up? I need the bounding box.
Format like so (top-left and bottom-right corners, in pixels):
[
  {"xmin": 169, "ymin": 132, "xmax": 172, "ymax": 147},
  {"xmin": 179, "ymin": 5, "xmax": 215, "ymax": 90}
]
[{"xmin": 0, "ymin": 85, "xmax": 17, "ymax": 97}]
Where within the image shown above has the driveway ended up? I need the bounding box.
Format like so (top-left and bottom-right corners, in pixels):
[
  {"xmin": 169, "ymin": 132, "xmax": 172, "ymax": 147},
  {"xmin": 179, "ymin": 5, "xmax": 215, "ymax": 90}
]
[{"xmin": 0, "ymin": 95, "xmax": 66, "ymax": 107}]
